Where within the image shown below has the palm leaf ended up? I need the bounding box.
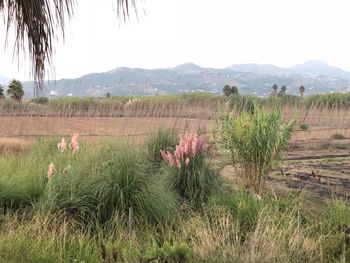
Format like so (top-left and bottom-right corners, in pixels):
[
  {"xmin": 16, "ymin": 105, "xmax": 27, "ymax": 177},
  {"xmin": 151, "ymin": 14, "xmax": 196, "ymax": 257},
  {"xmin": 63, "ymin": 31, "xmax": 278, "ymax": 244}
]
[{"xmin": 0, "ymin": 0, "xmax": 136, "ymax": 93}]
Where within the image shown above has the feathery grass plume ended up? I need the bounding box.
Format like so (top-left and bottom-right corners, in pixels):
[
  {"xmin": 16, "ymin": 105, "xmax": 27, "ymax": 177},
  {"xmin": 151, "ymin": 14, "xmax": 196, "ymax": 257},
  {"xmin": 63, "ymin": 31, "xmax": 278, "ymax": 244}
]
[
  {"xmin": 161, "ymin": 131, "xmax": 217, "ymax": 205},
  {"xmin": 70, "ymin": 134, "xmax": 79, "ymax": 154},
  {"xmin": 160, "ymin": 131, "xmax": 205, "ymax": 169},
  {"xmin": 57, "ymin": 138, "xmax": 67, "ymax": 153},
  {"xmin": 47, "ymin": 162, "xmax": 56, "ymax": 179}
]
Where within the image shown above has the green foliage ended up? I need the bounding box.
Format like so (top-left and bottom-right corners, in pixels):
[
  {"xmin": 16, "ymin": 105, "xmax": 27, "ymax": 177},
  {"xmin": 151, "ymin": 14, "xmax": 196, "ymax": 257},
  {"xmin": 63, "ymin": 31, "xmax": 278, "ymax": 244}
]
[
  {"xmin": 38, "ymin": 140, "xmax": 178, "ymax": 224},
  {"xmin": 210, "ymin": 190, "xmax": 263, "ymax": 234},
  {"xmin": 31, "ymin": 97, "xmax": 49, "ymax": 104},
  {"xmin": 144, "ymin": 241, "xmax": 192, "ymax": 262},
  {"xmin": 145, "ymin": 127, "xmax": 178, "ymax": 168},
  {"xmin": 7, "ymin": 79, "xmax": 24, "ymax": 102},
  {"xmin": 0, "ymin": 139, "xmax": 178, "ymax": 225},
  {"xmin": 216, "ymin": 107, "xmax": 294, "ymax": 194},
  {"xmin": 299, "ymin": 123, "xmax": 309, "ymax": 130},
  {"xmin": 303, "ymin": 92, "xmax": 350, "ymax": 109}
]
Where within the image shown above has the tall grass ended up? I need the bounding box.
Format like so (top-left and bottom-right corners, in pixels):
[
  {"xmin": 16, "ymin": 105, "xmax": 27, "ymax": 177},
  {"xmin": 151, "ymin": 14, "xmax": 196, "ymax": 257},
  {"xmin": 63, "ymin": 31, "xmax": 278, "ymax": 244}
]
[
  {"xmin": 0, "ymin": 138, "xmax": 178, "ymax": 225},
  {"xmin": 145, "ymin": 127, "xmax": 178, "ymax": 168}
]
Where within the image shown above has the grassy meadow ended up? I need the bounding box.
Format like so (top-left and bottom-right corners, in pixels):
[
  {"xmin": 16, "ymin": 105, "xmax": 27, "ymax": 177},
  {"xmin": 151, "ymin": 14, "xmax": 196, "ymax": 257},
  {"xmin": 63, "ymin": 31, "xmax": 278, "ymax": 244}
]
[{"xmin": 0, "ymin": 93, "xmax": 349, "ymax": 262}]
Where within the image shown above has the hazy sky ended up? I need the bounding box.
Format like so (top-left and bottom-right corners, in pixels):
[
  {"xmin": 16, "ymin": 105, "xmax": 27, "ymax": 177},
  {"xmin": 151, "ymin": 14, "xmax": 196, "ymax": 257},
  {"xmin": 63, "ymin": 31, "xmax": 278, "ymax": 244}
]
[{"xmin": 1, "ymin": 0, "xmax": 350, "ymax": 80}]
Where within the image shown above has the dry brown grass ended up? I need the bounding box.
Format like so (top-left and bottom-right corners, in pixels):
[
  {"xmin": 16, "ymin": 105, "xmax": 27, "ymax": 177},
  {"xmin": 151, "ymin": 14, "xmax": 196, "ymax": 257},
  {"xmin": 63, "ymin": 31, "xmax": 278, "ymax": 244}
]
[{"xmin": 0, "ymin": 138, "xmax": 31, "ymax": 156}]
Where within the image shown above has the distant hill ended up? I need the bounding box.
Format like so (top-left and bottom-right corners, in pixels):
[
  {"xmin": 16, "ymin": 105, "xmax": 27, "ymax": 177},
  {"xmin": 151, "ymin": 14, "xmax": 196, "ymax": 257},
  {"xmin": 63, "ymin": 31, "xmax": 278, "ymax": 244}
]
[
  {"xmin": 290, "ymin": 60, "xmax": 350, "ymax": 80},
  {"xmin": 229, "ymin": 63, "xmax": 290, "ymax": 76},
  {"xmin": 12, "ymin": 61, "xmax": 350, "ymax": 98}
]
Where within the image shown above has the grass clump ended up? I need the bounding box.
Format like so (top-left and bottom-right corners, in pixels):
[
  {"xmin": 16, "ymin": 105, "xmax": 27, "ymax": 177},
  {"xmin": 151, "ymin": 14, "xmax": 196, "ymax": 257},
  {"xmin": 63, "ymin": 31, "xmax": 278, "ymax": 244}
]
[
  {"xmin": 145, "ymin": 127, "xmax": 178, "ymax": 168},
  {"xmin": 160, "ymin": 131, "xmax": 218, "ymax": 206},
  {"xmin": 38, "ymin": 140, "xmax": 178, "ymax": 225},
  {"xmin": 216, "ymin": 107, "xmax": 294, "ymax": 194}
]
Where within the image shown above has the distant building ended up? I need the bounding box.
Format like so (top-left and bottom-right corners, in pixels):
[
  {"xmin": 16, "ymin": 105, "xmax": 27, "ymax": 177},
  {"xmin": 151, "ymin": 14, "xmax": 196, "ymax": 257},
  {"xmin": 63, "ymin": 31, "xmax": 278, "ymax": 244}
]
[{"xmin": 49, "ymin": 90, "xmax": 58, "ymax": 99}]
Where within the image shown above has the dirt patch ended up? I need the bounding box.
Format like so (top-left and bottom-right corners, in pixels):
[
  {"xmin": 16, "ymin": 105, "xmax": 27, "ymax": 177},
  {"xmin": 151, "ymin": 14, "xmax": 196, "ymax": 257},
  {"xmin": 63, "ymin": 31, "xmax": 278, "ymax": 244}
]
[{"xmin": 220, "ymin": 148, "xmax": 350, "ymax": 206}]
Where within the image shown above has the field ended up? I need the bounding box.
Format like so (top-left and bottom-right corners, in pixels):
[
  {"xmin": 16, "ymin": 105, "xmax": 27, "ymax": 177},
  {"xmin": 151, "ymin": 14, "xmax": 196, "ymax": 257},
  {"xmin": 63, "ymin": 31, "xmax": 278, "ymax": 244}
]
[{"xmin": 0, "ymin": 94, "xmax": 349, "ymax": 262}]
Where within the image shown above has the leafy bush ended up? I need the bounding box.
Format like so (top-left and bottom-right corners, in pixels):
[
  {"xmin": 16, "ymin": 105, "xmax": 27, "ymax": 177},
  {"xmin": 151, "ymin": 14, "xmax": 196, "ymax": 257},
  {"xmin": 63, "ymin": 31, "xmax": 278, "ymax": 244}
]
[
  {"xmin": 160, "ymin": 131, "xmax": 218, "ymax": 205},
  {"xmin": 216, "ymin": 107, "xmax": 294, "ymax": 194}
]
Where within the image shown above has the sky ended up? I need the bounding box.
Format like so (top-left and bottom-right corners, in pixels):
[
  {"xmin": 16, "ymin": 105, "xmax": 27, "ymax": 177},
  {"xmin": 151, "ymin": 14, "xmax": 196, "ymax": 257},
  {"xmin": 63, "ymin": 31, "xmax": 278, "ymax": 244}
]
[{"xmin": 1, "ymin": 0, "xmax": 350, "ymax": 80}]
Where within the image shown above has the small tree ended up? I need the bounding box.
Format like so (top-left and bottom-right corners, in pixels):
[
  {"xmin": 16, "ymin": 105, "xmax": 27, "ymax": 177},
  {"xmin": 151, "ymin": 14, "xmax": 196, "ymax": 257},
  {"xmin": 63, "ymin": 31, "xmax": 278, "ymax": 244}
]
[
  {"xmin": 299, "ymin": 85, "xmax": 305, "ymax": 97},
  {"xmin": 0, "ymin": 85, "xmax": 5, "ymax": 99},
  {"xmin": 270, "ymin": 84, "xmax": 278, "ymax": 96},
  {"xmin": 106, "ymin": 92, "xmax": 111, "ymax": 98},
  {"xmin": 7, "ymin": 79, "xmax": 24, "ymax": 102},
  {"xmin": 216, "ymin": 107, "xmax": 294, "ymax": 195}
]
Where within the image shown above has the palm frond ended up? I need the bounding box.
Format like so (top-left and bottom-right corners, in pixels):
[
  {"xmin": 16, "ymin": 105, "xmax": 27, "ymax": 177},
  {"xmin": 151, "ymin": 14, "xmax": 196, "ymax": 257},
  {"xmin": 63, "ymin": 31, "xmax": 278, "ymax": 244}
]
[{"xmin": 0, "ymin": 0, "xmax": 136, "ymax": 93}]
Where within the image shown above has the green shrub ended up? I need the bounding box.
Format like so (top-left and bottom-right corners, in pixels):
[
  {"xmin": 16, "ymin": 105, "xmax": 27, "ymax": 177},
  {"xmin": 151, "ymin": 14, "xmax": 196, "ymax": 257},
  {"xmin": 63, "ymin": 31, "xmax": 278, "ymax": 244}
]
[
  {"xmin": 299, "ymin": 123, "xmax": 309, "ymax": 130},
  {"xmin": 215, "ymin": 107, "xmax": 294, "ymax": 194}
]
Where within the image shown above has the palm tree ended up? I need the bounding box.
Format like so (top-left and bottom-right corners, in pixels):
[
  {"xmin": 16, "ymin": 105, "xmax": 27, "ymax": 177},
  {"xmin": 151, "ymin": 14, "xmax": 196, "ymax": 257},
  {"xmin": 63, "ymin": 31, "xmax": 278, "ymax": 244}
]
[
  {"xmin": 299, "ymin": 85, "xmax": 305, "ymax": 97},
  {"xmin": 278, "ymin": 85, "xmax": 287, "ymax": 96},
  {"xmin": 231, "ymin": 86, "xmax": 239, "ymax": 95},
  {"xmin": 223, "ymin": 85, "xmax": 232, "ymax": 96},
  {"xmin": 270, "ymin": 84, "xmax": 278, "ymax": 96},
  {"xmin": 223, "ymin": 85, "xmax": 239, "ymax": 96},
  {"xmin": 7, "ymin": 79, "xmax": 24, "ymax": 102},
  {"xmin": 0, "ymin": 0, "xmax": 135, "ymax": 91},
  {"xmin": 0, "ymin": 84, "xmax": 5, "ymax": 99}
]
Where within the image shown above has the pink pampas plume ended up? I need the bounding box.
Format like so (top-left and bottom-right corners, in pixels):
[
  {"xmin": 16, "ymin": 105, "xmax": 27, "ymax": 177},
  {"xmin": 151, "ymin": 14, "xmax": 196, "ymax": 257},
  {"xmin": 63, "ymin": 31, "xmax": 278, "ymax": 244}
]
[
  {"xmin": 70, "ymin": 134, "xmax": 80, "ymax": 154},
  {"xmin": 57, "ymin": 138, "xmax": 67, "ymax": 153}
]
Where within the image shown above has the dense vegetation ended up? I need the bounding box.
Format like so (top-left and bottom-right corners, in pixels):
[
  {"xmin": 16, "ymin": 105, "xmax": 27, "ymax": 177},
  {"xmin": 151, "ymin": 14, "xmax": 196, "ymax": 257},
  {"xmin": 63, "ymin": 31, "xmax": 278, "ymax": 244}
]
[
  {"xmin": 0, "ymin": 113, "xmax": 349, "ymax": 262},
  {"xmin": 1, "ymin": 92, "xmax": 350, "ymax": 118}
]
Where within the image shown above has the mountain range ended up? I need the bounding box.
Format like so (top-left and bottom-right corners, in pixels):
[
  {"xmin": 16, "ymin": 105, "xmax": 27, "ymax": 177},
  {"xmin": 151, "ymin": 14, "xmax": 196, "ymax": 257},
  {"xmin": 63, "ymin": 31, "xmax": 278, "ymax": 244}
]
[{"xmin": 3, "ymin": 60, "xmax": 350, "ymax": 97}]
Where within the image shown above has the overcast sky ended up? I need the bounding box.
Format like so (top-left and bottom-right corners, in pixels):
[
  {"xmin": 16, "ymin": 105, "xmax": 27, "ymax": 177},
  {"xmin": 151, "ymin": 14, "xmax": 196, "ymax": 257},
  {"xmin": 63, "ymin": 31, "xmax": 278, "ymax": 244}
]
[{"xmin": 1, "ymin": 0, "xmax": 350, "ymax": 80}]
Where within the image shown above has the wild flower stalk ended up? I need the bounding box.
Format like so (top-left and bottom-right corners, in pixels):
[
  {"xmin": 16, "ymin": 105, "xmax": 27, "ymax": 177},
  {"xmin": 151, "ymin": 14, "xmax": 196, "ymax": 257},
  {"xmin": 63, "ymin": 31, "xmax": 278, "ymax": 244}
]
[
  {"xmin": 63, "ymin": 164, "xmax": 72, "ymax": 175},
  {"xmin": 160, "ymin": 131, "xmax": 205, "ymax": 168},
  {"xmin": 70, "ymin": 134, "xmax": 79, "ymax": 154},
  {"xmin": 57, "ymin": 138, "xmax": 66, "ymax": 153},
  {"xmin": 47, "ymin": 162, "xmax": 56, "ymax": 179}
]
